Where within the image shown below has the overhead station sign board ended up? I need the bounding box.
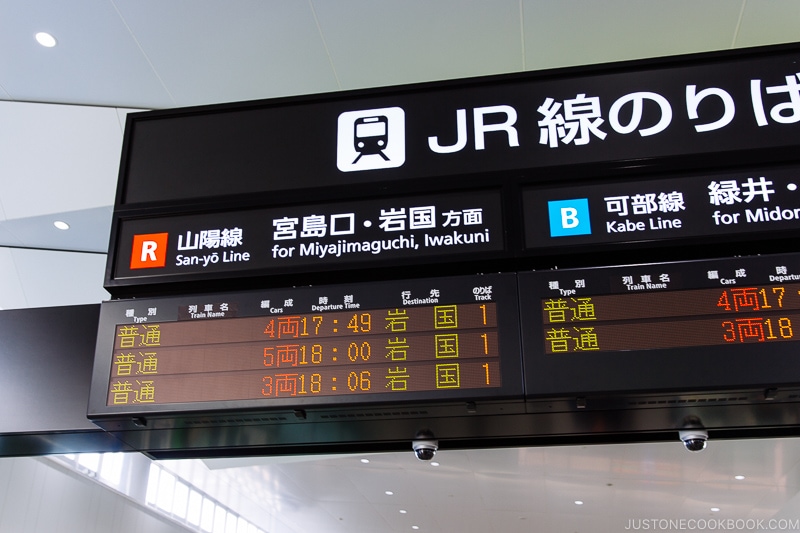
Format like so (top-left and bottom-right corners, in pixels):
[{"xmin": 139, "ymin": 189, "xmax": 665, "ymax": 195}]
[
  {"xmin": 524, "ymin": 164, "xmax": 800, "ymax": 251},
  {"xmin": 519, "ymin": 253, "xmax": 800, "ymax": 397},
  {"xmin": 93, "ymin": 45, "xmax": 800, "ymax": 449},
  {"xmin": 88, "ymin": 274, "xmax": 523, "ymax": 421},
  {"xmin": 115, "ymin": 190, "xmax": 503, "ymax": 281}
]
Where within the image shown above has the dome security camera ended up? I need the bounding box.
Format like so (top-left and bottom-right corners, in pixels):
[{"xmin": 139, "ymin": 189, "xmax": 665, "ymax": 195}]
[
  {"xmin": 412, "ymin": 430, "xmax": 438, "ymax": 461},
  {"xmin": 412, "ymin": 439, "xmax": 438, "ymax": 461},
  {"xmin": 678, "ymin": 429, "xmax": 708, "ymax": 452}
]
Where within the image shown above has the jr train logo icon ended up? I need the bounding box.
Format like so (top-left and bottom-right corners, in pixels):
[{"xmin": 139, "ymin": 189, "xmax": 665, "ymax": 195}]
[{"xmin": 337, "ymin": 107, "xmax": 405, "ymax": 172}]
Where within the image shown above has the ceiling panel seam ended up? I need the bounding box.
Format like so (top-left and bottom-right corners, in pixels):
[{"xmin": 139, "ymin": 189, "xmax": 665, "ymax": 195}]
[
  {"xmin": 732, "ymin": 0, "xmax": 748, "ymax": 48},
  {"xmin": 108, "ymin": 0, "xmax": 176, "ymax": 108},
  {"xmin": 0, "ymin": 81, "xmax": 12, "ymax": 101},
  {"xmin": 518, "ymin": 0, "xmax": 526, "ymax": 71},
  {"xmin": 0, "ymin": 245, "xmax": 108, "ymax": 255},
  {"xmin": 308, "ymin": 0, "xmax": 342, "ymax": 91},
  {"xmin": 6, "ymin": 249, "xmax": 27, "ymax": 307}
]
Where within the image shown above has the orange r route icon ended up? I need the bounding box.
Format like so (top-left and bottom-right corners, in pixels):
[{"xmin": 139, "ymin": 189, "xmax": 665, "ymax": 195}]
[{"xmin": 130, "ymin": 233, "xmax": 169, "ymax": 269}]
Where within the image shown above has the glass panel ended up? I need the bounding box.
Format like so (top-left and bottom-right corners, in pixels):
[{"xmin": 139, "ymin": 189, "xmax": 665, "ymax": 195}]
[
  {"xmin": 145, "ymin": 463, "xmax": 160, "ymax": 506},
  {"xmin": 213, "ymin": 506, "xmax": 228, "ymax": 533},
  {"xmin": 77, "ymin": 453, "xmax": 100, "ymax": 473},
  {"xmin": 187, "ymin": 489, "xmax": 203, "ymax": 526},
  {"xmin": 99, "ymin": 453, "xmax": 124, "ymax": 487},
  {"xmin": 200, "ymin": 498, "xmax": 215, "ymax": 532},
  {"xmin": 173, "ymin": 481, "xmax": 189, "ymax": 519},
  {"xmin": 156, "ymin": 469, "xmax": 175, "ymax": 512}
]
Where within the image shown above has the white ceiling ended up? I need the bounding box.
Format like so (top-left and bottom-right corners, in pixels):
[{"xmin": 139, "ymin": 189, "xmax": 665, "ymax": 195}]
[
  {"xmin": 186, "ymin": 437, "xmax": 800, "ymax": 533},
  {"xmin": 2, "ymin": 1, "xmax": 800, "ymax": 531}
]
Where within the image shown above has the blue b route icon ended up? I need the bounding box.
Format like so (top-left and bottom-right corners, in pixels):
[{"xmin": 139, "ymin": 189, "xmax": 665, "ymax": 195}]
[{"xmin": 548, "ymin": 198, "xmax": 592, "ymax": 237}]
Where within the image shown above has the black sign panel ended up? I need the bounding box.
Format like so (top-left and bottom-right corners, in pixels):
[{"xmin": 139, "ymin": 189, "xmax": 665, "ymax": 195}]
[
  {"xmin": 88, "ymin": 274, "xmax": 523, "ymax": 419},
  {"xmin": 524, "ymin": 164, "xmax": 800, "ymax": 250},
  {"xmin": 519, "ymin": 254, "xmax": 800, "ymax": 397},
  {"xmin": 121, "ymin": 45, "xmax": 800, "ymax": 205},
  {"xmin": 114, "ymin": 190, "xmax": 503, "ymax": 282}
]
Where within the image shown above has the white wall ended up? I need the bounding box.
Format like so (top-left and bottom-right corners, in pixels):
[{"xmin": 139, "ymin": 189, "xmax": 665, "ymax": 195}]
[
  {"xmin": 0, "ymin": 456, "xmax": 189, "ymax": 533},
  {"xmin": 0, "ymin": 100, "xmax": 139, "ymax": 310}
]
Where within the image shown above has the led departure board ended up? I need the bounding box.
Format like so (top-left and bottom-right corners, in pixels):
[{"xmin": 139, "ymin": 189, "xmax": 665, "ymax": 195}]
[
  {"xmin": 519, "ymin": 253, "xmax": 800, "ymax": 397},
  {"xmin": 539, "ymin": 284, "xmax": 800, "ymax": 353},
  {"xmin": 88, "ymin": 274, "xmax": 523, "ymax": 418}
]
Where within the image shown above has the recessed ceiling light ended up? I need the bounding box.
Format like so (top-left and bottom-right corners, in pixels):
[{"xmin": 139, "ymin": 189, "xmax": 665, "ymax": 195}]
[
  {"xmin": 385, "ymin": 491, "xmax": 394, "ymax": 496},
  {"xmin": 35, "ymin": 32, "xmax": 57, "ymax": 47},
  {"xmin": 734, "ymin": 475, "xmax": 745, "ymax": 480},
  {"xmin": 430, "ymin": 461, "xmax": 440, "ymax": 467},
  {"xmin": 399, "ymin": 509, "xmax": 407, "ymax": 514},
  {"xmin": 711, "ymin": 507, "xmax": 720, "ymax": 512},
  {"xmin": 53, "ymin": 220, "xmax": 70, "ymax": 230},
  {"xmin": 360, "ymin": 459, "xmax": 370, "ymax": 464},
  {"xmin": 412, "ymin": 526, "xmax": 420, "ymax": 530},
  {"xmin": 574, "ymin": 500, "xmax": 584, "ymax": 505}
]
